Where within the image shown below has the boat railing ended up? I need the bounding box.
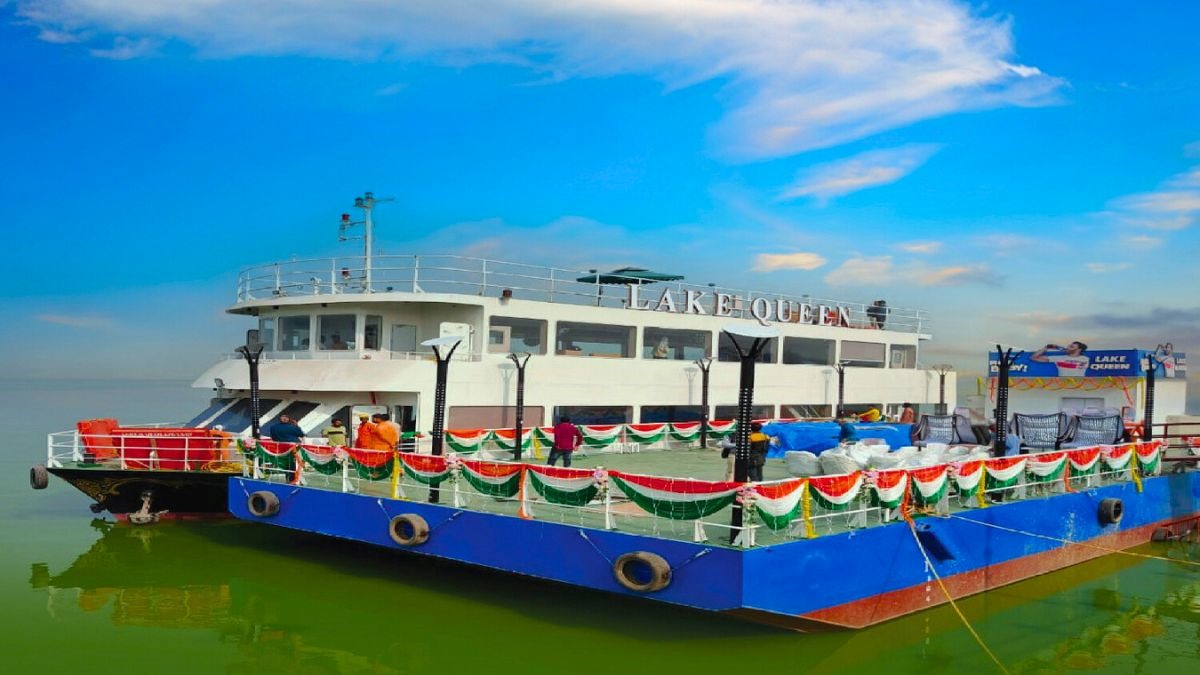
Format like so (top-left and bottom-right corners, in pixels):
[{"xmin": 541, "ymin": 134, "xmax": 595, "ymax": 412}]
[
  {"xmin": 240, "ymin": 440, "xmax": 1167, "ymax": 549},
  {"xmin": 235, "ymin": 254, "xmax": 930, "ymax": 334},
  {"xmin": 215, "ymin": 349, "xmax": 481, "ymax": 363},
  {"xmin": 46, "ymin": 430, "xmax": 242, "ymax": 472}
]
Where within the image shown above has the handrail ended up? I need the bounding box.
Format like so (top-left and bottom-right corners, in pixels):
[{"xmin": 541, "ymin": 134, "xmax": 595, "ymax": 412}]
[{"xmin": 233, "ymin": 254, "xmax": 931, "ymax": 334}]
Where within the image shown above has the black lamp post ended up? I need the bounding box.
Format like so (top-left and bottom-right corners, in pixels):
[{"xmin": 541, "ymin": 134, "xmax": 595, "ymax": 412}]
[
  {"xmin": 694, "ymin": 356, "xmax": 713, "ymax": 448},
  {"xmin": 508, "ymin": 352, "xmax": 531, "ymax": 460},
  {"xmin": 833, "ymin": 361, "xmax": 849, "ymax": 418},
  {"xmin": 722, "ymin": 324, "xmax": 779, "ymax": 544},
  {"xmin": 235, "ymin": 330, "xmax": 266, "ymax": 440},
  {"xmin": 421, "ymin": 336, "xmax": 462, "ymax": 503},
  {"xmin": 992, "ymin": 346, "xmax": 1020, "ymax": 457},
  {"xmin": 1142, "ymin": 349, "xmax": 1157, "ymax": 442},
  {"xmin": 933, "ymin": 364, "xmax": 954, "ymax": 415}
]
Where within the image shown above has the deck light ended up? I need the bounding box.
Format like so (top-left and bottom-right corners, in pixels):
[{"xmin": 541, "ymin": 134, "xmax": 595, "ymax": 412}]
[
  {"xmin": 235, "ymin": 333, "xmax": 266, "ymax": 439},
  {"xmin": 422, "ymin": 336, "xmax": 463, "ymax": 503},
  {"xmin": 992, "ymin": 346, "xmax": 1021, "ymax": 457},
  {"xmin": 693, "ymin": 357, "xmax": 713, "ymax": 448},
  {"xmin": 932, "ymin": 364, "xmax": 954, "ymax": 415},
  {"xmin": 721, "ymin": 323, "xmax": 779, "ymax": 544},
  {"xmin": 508, "ymin": 352, "xmax": 532, "ymax": 460}
]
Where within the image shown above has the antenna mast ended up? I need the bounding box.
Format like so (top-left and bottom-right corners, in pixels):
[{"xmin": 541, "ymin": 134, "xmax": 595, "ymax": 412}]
[{"xmin": 339, "ymin": 191, "xmax": 394, "ymax": 292}]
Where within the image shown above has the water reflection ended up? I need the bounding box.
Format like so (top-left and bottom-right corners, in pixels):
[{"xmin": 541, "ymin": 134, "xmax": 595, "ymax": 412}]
[{"xmin": 26, "ymin": 520, "xmax": 1200, "ymax": 674}]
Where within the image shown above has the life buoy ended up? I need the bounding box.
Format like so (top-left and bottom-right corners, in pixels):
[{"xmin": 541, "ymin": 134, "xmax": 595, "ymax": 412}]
[
  {"xmin": 613, "ymin": 551, "xmax": 672, "ymax": 593},
  {"xmin": 388, "ymin": 514, "xmax": 430, "ymax": 547},
  {"xmin": 29, "ymin": 464, "xmax": 49, "ymax": 490},
  {"xmin": 1099, "ymin": 497, "xmax": 1124, "ymax": 525},
  {"xmin": 247, "ymin": 490, "xmax": 280, "ymax": 517}
]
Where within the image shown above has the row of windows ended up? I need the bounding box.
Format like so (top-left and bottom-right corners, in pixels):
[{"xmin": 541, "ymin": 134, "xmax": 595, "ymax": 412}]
[
  {"xmin": 260, "ymin": 315, "xmax": 384, "ymax": 352},
  {"xmin": 489, "ymin": 316, "xmax": 916, "ymax": 367}
]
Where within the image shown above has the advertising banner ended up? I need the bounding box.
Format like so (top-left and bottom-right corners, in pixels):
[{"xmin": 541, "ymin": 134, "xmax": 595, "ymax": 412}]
[{"xmin": 988, "ymin": 345, "xmax": 1187, "ymax": 380}]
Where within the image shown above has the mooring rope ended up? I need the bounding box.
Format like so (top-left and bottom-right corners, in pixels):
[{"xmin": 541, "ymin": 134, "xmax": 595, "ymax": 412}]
[
  {"xmin": 901, "ymin": 496, "xmax": 1010, "ymax": 674},
  {"xmin": 942, "ymin": 514, "xmax": 1200, "ymax": 568}
]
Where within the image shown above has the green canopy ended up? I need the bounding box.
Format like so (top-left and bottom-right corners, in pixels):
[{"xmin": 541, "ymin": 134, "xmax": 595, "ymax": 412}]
[{"xmin": 575, "ymin": 267, "xmax": 684, "ymax": 285}]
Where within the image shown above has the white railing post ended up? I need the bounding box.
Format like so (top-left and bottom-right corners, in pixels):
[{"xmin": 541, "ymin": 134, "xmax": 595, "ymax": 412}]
[
  {"xmin": 604, "ymin": 488, "xmax": 613, "ymax": 530},
  {"xmin": 412, "ymin": 255, "xmax": 420, "ymax": 293},
  {"xmin": 71, "ymin": 431, "xmax": 83, "ymax": 463},
  {"xmin": 273, "ymin": 263, "xmax": 281, "ymax": 295},
  {"xmin": 184, "ymin": 438, "xmax": 191, "ymax": 471},
  {"xmin": 480, "ymin": 259, "xmax": 488, "ymax": 295},
  {"xmin": 341, "ymin": 458, "xmax": 351, "ymax": 493}
]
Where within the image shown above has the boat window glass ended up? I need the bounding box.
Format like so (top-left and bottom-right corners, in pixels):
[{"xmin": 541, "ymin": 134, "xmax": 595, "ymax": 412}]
[
  {"xmin": 714, "ymin": 404, "xmax": 774, "ymax": 421},
  {"xmin": 642, "ymin": 328, "xmax": 711, "ymax": 361},
  {"xmin": 840, "ymin": 340, "xmax": 886, "ymax": 368},
  {"xmin": 552, "ymin": 406, "xmax": 631, "ymax": 425},
  {"xmin": 364, "ymin": 315, "xmax": 382, "ymax": 350},
  {"xmin": 639, "ymin": 405, "xmax": 704, "ymax": 423},
  {"xmin": 556, "ymin": 321, "xmax": 634, "ymax": 358},
  {"xmin": 278, "ymin": 316, "xmax": 311, "ymax": 351},
  {"xmin": 210, "ymin": 398, "xmax": 282, "ymax": 434},
  {"xmin": 717, "ymin": 334, "xmax": 777, "ymax": 364},
  {"xmin": 318, "ymin": 314, "xmax": 356, "ymax": 350},
  {"xmin": 490, "ymin": 316, "xmax": 546, "ymax": 354},
  {"xmin": 390, "ymin": 324, "xmax": 418, "ymax": 353},
  {"xmin": 186, "ymin": 399, "xmax": 234, "ymax": 427},
  {"xmin": 782, "ymin": 404, "xmax": 833, "ymax": 419},
  {"xmin": 889, "ymin": 344, "xmax": 916, "ymax": 369},
  {"xmin": 258, "ymin": 317, "xmax": 276, "ymax": 352},
  {"xmin": 781, "ymin": 337, "xmax": 834, "ymax": 365},
  {"xmin": 262, "ymin": 401, "xmax": 320, "ymax": 430}
]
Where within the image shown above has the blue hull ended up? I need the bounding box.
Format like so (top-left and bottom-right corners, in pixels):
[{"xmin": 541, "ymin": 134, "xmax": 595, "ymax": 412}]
[{"xmin": 228, "ymin": 471, "xmax": 1200, "ymax": 630}]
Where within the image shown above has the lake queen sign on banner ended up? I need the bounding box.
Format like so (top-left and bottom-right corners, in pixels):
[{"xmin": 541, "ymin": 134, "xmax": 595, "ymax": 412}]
[{"xmin": 627, "ymin": 285, "xmax": 851, "ymax": 327}]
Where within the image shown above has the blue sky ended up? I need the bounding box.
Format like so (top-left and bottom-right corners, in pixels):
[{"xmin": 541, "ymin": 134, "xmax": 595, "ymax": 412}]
[{"xmin": 1, "ymin": 1, "xmax": 1197, "ymax": 406}]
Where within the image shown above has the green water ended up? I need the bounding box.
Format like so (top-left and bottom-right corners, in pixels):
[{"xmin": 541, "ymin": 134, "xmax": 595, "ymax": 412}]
[{"xmin": 3, "ymin": 379, "xmax": 1199, "ymax": 674}]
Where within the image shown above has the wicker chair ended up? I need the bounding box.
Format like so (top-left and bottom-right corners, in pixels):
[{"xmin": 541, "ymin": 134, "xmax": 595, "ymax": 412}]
[
  {"xmin": 1062, "ymin": 414, "xmax": 1124, "ymax": 448},
  {"xmin": 912, "ymin": 414, "xmax": 971, "ymax": 447},
  {"xmin": 1009, "ymin": 413, "xmax": 1075, "ymax": 452}
]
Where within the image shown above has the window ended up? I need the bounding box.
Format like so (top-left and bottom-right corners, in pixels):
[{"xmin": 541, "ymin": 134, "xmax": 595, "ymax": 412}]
[
  {"xmin": 556, "ymin": 321, "xmax": 634, "ymax": 358},
  {"xmin": 717, "ymin": 333, "xmax": 777, "ymax": 364},
  {"xmin": 552, "ymin": 406, "xmax": 631, "ymax": 425},
  {"xmin": 186, "ymin": 399, "xmax": 235, "ymax": 427},
  {"xmin": 490, "ymin": 316, "xmax": 547, "ymax": 354},
  {"xmin": 364, "ymin": 315, "xmax": 382, "ymax": 350},
  {"xmin": 781, "ymin": 404, "xmax": 833, "ymax": 419},
  {"xmin": 487, "ymin": 326, "xmax": 511, "ymax": 354},
  {"xmin": 642, "ymin": 328, "xmax": 711, "ymax": 361},
  {"xmin": 782, "ymin": 337, "xmax": 835, "ymax": 365},
  {"xmin": 257, "ymin": 317, "xmax": 276, "ymax": 352},
  {"xmin": 390, "ymin": 324, "xmax": 418, "ymax": 353},
  {"xmin": 278, "ymin": 316, "xmax": 311, "ymax": 351},
  {"xmin": 889, "ymin": 345, "xmax": 916, "ymax": 369},
  {"xmin": 318, "ymin": 314, "xmax": 356, "ymax": 350},
  {"xmin": 714, "ymin": 404, "xmax": 774, "ymax": 421},
  {"xmin": 639, "ymin": 405, "xmax": 705, "ymax": 423},
  {"xmin": 841, "ymin": 340, "xmax": 885, "ymax": 368},
  {"xmin": 262, "ymin": 401, "xmax": 320, "ymax": 430}
]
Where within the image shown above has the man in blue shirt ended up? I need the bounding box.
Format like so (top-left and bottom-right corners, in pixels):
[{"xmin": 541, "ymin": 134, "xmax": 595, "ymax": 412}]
[{"xmin": 269, "ymin": 415, "xmax": 305, "ymax": 444}]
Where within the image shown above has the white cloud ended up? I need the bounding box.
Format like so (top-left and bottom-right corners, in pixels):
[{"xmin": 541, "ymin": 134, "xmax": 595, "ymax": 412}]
[
  {"xmin": 376, "ymin": 82, "xmax": 406, "ymax": 97},
  {"xmin": 779, "ymin": 144, "xmax": 941, "ymax": 202},
  {"xmin": 36, "ymin": 313, "xmax": 113, "ymax": 328},
  {"xmin": 897, "ymin": 240, "xmax": 943, "ymax": 254},
  {"xmin": 1085, "ymin": 262, "xmax": 1131, "ymax": 273},
  {"xmin": 89, "ymin": 35, "xmax": 159, "ymax": 60},
  {"xmin": 753, "ymin": 252, "xmax": 827, "ymax": 272},
  {"xmin": 823, "ymin": 256, "xmax": 894, "ymax": 286},
  {"xmin": 824, "ymin": 256, "xmax": 999, "ymax": 287},
  {"xmin": 917, "ymin": 265, "xmax": 999, "ymax": 287},
  {"xmin": 1122, "ymin": 234, "xmax": 1163, "ymax": 249},
  {"xmin": 1108, "ymin": 162, "xmax": 1200, "ymax": 231},
  {"xmin": 17, "ymin": 0, "xmax": 1062, "ymax": 160}
]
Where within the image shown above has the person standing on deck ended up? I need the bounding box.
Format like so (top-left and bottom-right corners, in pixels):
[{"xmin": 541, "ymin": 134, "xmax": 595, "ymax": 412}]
[
  {"xmin": 899, "ymin": 402, "xmax": 916, "ymax": 424},
  {"xmin": 354, "ymin": 414, "xmax": 377, "ymax": 449},
  {"xmin": 548, "ymin": 416, "xmax": 583, "ymax": 468},
  {"xmin": 322, "ymin": 418, "xmax": 347, "ymax": 447},
  {"xmin": 373, "ymin": 413, "xmax": 400, "ymax": 452},
  {"xmin": 269, "ymin": 415, "xmax": 304, "ymax": 444},
  {"xmin": 747, "ymin": 422, "xmax": 770, "ymax": 482}
]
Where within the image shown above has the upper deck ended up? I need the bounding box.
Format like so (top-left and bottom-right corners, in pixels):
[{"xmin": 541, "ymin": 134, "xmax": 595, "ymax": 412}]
[{"xmin": 233, "ymin": 255, "xmax": 930, "ymax": 334}]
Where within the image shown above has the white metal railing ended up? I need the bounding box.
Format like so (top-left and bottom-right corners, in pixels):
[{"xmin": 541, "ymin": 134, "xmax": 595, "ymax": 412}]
[
  {"xmin": 46, "ymin": 430, "xmax": 240, "ymax": 472},
  {"xmin": 234, "ymin": 255, "xmax": 930, "ymax": 334}
]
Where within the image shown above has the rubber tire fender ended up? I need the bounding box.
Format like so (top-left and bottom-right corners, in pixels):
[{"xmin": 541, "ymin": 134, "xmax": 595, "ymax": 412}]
[
  {"xmin": 388, "ymin": 514, "xmax": 430, "ymax": 547},
  {"xmin": 247, "ymin": 490, "xmax": 281, "ymax": 518},
  {"xmin": 613, "ymin": 551, "xmax": 672, "ymax": 593},
  {"xmin": 1099, "ymin": 497, "xmax": 1124, "ymax": 525},
  {"xmin": 30, "ymin": 464, "xmax": 49, "ymax": 490}
]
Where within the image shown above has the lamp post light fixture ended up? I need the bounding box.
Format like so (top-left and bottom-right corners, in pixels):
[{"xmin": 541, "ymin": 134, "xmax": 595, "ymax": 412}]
[
  {"xmin": 1142, "ymin": 349, "xmax": 1157, "ymax": 441},
  {"xmin": 235, "ymin": 329, "xmax": 266, "ymax": 440},
  {"xmin": 833, "ymin": 360, "xmax": 850, "ymax": 419},
  {"xmin": 694, "ymin": 356, "xmax": 713, "ymax": 448},
  {"xmin": 932, "ymin": 364, "xmax": 954, "ymax": 415},
  {"xmin": 421, "ymin": 336, "xmax": 462, "ymax": 503},
  {"xmin": 992, "ymin": 345, "xmax": 1020, "ymax": 458},
  {"xmin": 508, "ymin": 352, "xmax": 532, "ymax": 460},
  {"xmin": 722, "ymin": 324, "xmax": 780, "ymax": 544}
]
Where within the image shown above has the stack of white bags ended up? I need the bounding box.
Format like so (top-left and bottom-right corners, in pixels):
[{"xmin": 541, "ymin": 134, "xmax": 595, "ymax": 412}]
[{"xmin": 784, "ymin": 442, "xmax": 990, "ymax": 478}]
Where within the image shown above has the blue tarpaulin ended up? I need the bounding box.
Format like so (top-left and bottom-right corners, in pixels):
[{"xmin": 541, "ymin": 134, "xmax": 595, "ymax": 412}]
[{"xmin": 760, "ymin": 422, "xmax": 914, "ymax": 457}]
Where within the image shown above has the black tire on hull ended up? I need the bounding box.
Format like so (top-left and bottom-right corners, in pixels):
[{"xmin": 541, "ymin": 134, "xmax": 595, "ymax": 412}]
[
  {"xmin": 613, "ymin": 551, "xmax": 672, "ymax": 593},
  {"xmin": 247, "ymin": 491, "xmax": 281, "ymax": 518},
  {"xmin": 1099, "ymin": 497, "xmax": 1124, "ymax": 525},
  {"xmin": 30, "ymin": 465, "xmax": 49, "ymax": 490},
  {"xmin": 388, "ymin": 514, "xmax": 430, "ymax": 546}
]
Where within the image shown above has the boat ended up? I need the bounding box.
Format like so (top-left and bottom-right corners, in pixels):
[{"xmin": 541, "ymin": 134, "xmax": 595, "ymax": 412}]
[
  {"xmin": 34, "ymin": 192, "xmax": 939, "ymax": 518},
  {"xmin": 31, "ymin": 193, "xmax": 1200, "ymax": 631}
]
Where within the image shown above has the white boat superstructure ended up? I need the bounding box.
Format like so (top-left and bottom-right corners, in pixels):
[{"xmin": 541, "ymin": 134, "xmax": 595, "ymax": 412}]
[{"xmin": 192, "ymin": 254, "xmax": 954, "ymax": 440}]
